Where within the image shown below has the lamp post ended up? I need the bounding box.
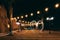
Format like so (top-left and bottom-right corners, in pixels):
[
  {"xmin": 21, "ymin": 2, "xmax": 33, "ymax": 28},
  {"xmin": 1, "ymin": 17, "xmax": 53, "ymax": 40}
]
[{"xmin": 46, "ymin": 17, "xmax": 54, "ymax": 34}]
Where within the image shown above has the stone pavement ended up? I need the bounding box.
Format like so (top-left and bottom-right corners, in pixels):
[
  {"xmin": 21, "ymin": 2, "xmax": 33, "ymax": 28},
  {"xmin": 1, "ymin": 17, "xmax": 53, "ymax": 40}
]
[
  {"xmin": 0, "ymin": 33, "xmax": 9, "ymax": 37},
  {"xmin": 0, "ymin": 30, "xmax": 60, "ymax": 40}
]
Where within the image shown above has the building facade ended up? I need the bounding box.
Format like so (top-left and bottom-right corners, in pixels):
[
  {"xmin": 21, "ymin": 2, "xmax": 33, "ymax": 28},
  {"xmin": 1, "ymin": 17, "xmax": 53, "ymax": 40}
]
[{"xmin": 0, "ymin": 5, "xmax": 9, "ymax": 33}]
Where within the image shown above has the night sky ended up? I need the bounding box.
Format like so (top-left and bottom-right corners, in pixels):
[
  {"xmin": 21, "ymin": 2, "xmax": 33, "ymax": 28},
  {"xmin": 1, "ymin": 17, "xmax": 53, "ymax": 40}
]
[
  {"xmin": 13, "ymin": 0, "xmax": 60, "ymax": 16},
  {"xmin": 0, "ymin": 0, "xmax": 60, "ymax": 30}
]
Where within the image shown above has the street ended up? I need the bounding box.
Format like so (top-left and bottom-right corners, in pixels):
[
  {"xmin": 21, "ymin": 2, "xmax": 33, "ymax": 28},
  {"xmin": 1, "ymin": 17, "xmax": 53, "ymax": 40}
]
[
  {"xmin": 0, "ymin": 30, "xmax": 60, "ymax": 40},
  {"xmin": 0, "ymin": 0, "xmax": 60, "ymax": 40}
]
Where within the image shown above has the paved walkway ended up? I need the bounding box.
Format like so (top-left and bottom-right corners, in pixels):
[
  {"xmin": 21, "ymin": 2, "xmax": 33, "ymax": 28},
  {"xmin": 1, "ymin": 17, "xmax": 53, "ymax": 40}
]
[
  {"xmin": 0, "ymin": 33, "xmax": 9, "ymax": 37},
  {"xmin": 0, "ymin": 30, "xmax": 60, "ymax": 40}
]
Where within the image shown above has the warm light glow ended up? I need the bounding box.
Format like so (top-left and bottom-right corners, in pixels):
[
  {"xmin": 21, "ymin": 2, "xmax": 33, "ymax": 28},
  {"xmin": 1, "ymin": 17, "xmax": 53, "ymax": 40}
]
[
  {"xmin": 50, "ymin": 17, "xmax": 54, "ymax": 20},
  {"xmin": 14, "ymin": 17, "xmax": 17, "ymax": 21},
  {"xmin": 21, "ymin": 24, "xmax": 25, "ymax": 26},
  {"xmin": 25, "ymin": 21, "xmax": 27, "ymax": 23},
  {"xmin": 45, "ymin": 7, "xmax": 49, "ymax": 12},
  {"xmin": 14, "ymin": 17, "xmax": 16, "ymax": 20},
  {"xmin": 31, "ymin": 13, "xmax": 33, "ymax": 16},
  {"xmin": 25, "ymin": 14, "xmax": 28, "ymax": 17},
  {"xmin": 37, "ymin": 11, "xmax": 40, "ymax": 14},
  {"xmin": 7, "ymin": 24, "xmax": 10, "ymax": 28},
  {"xmin": 16, "ymin": 22, "xmax": 20, "ymax": 25},
  {"xmin": 55, "ymin": 3, "xmax": 60, "ymax": 8},
  {"xmin": 46, "ymin": 17, "xmax": 54, "ymax": 20},
  {"xmin": 19, "ymin": 20, "xmax": 21, "ymax": 22},
  {"xmin": 17, "ymin": 17, "xmax": 19, "ymax": 19},
  {"xmin": 46, "ymin": 17, "xmax": 49, "ymax": 20},
  {"xmin": 11, "ymin": 18, "xmax": 14, "ymax": 20},
  {"xmin": 36, "ymin": 23, "xmax": 38, "ymax": 27},
  {"xmin": 21, "ymin": 16, "xmax": 23, "ymax": 18},
  {"xmin": 22, "ymin": 21, "xmax": 24, "ymax": 22}
]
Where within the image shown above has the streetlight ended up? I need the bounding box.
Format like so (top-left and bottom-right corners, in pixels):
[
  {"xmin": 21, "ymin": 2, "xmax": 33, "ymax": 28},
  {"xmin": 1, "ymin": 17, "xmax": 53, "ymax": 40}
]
[
  {"xmin": 14, "ymin": 17, "xmax": 17, "ymax": 21},
  {"xmin": 46, "ymin": 17, "xmax": 54, "ymax": 20},
  {"xmin": 46, "ymin": 17, "xmax": 54, "ymax": 34},
  {"xmin": 37, "ymin": 11, "xmax": 40, "ymax": 14},
  {"xmin": 17, "ymin": 16, "xmax": 19, "ymax": 19},
  {"xmin": 45, "ymin": 7, "xmax": 49, "ymax": 12},
  {"xmin": 16, "ymin": 22, "xmax": 20, "ymax": 25},
  {"xmin": 46, "ymin": 17, "xmax": 49, "ymax": 20},
  {"xmin": 31, "ymin": 13, "xmax": 33, "ymax": 16},
  {"xmin": 5, "ymin": 0, "xmax": 15, "ymax": 36},
  {"xmin": 55, "ymin": 3, "xmax": 60, "ymax": 8},
  {"xmin": 21, "ymin": 16, "xmax": 23, "ymax": 19},
  {"xmin": 13, "ymin": 17, "xmax": 17, "ymax": 22},
  {"xmin": 25, "ymin": 14, "xmax": 28, "ymax": 18}
]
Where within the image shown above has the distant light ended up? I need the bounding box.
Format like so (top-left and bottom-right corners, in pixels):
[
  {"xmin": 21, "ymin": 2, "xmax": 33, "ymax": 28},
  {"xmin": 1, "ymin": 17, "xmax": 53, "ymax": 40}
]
[
  {"xmin": 7, "ymin": 24, "xmax": 10, "ymax": 28},
  {"xmin": 46, "ymin": 17, "xmax": 54, "ymax": 20},
  {"xmin": 25, "ymin": 14, "xmax": 28, "ymax": 17},
  {"xmin": 50, "ymin": 17, "xmax": 54, "ymax": 20},
  {"xmin": 46, "ymin": 17, "xmax": 49, "ymax": 20},
  {"xmin": 45, "ymin": 7, "xmax": 49, "ymax": 12},
  {"xmin": 25, "ymin": 21, "xmax": 27, "ymax": 23},
  {"xmin": 11, "ymin": 18, "xmax": 14, "ymax": 20},
  {"xmin": 19, "ymin": 20, "xmax": 21, "ymax": 22},
  {"xmin": 14, "ymin": 17, "xmax": 17, "ymax": 21},
  {"xmin": 55, "ymin": 3, "xmax": 60, "ymax": 8},
  {"xmin": 31, "ymin": 13, "xmax": 33, "ymax": 16},
  {"xmin": 16, "ymin": 22, "xmax": 20, "ymax": 25},
  {"xmin": 21, "ymin": 16, "xmax": 23, "ymax": 18},
  {"xmin": 22, "ymin": 21, "xmax": 24, "ymax": 22},
  {"xmin": 17, "ymin": 17, "xmax": 19, "ymax": 19},
  {"xmin": 37, "ymin": 11, "xmax": 40, "ymax": 14}
]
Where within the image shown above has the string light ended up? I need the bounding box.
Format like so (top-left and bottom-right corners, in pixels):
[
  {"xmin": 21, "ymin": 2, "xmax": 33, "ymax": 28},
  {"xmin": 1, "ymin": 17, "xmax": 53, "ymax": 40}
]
[
  {"xmin": 21, "ymin": 16, "xmax": 24, "ymax": 19},
  {"xmin": 55, "ymin": 3, "xmax": 60, "ymax": 8},
  {"xmin": 22, "ymin": 21, "xmax": 24, "ymax": 22},
  {"xmin": 25, "ymin": 14, "xmax": 28, "ymax": 17},
  {"xmin": 45, "ymin": 7, "xmax": 49, "ymax": 12},
  {"xmin": 19, "ymin": 20, "xmax": 21, "ymax": 22},
  {"xmin": 17, "ymin": 16, "xmax": 19, "ymax": 19},
  {"xmin": 31, "ymin": 13, "xmax": 33, "ymax": 16},
  {"xmin": 37, "ymin": 11, "xmax": 40, "ymax": 14}
]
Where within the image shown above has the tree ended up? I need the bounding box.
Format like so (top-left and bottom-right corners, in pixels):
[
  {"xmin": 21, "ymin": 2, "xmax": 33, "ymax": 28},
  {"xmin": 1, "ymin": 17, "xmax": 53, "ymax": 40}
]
[{"xmin": 4, "ymin": 0, "xmax": 16, "ymax": 36}]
